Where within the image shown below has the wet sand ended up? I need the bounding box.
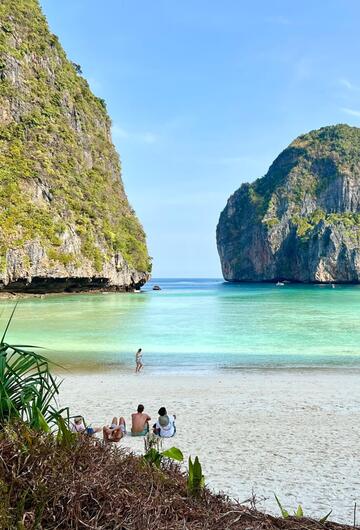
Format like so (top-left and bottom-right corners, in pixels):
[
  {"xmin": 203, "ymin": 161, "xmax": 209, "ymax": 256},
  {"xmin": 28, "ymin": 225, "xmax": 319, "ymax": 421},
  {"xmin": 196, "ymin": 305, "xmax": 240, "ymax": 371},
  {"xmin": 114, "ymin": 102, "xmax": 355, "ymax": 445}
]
[{"xmin": 58, "ymin": 368, "xmax": 360, "ymax": 524}]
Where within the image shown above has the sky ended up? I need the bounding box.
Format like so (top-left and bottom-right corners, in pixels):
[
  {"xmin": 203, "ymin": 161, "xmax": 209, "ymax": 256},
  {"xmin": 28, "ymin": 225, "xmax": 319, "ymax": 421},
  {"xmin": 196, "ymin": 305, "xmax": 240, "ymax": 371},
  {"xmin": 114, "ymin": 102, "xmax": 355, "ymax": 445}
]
[{"xmin": 40, "ymin": 0, "xmax": 360, "ymax": 278}]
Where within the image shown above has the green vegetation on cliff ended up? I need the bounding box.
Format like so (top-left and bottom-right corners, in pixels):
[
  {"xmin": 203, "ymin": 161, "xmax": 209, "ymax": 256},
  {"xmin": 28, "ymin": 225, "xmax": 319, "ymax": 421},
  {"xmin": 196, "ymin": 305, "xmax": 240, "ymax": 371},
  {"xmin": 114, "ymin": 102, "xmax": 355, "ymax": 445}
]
[
  {"xmin": 0, "ymin": 0, "xmax": 150, "ymax": 280},
  {"xmin": 239, "ymin": 125, "xmax": 360, "ymax": 237},
  {"xmin": 217, "ymin": 124, "xmax": 360, "ymax": 283},
  {"xmin": 251, "ymin": 125, "xmax": 360, "ymax": 228}
]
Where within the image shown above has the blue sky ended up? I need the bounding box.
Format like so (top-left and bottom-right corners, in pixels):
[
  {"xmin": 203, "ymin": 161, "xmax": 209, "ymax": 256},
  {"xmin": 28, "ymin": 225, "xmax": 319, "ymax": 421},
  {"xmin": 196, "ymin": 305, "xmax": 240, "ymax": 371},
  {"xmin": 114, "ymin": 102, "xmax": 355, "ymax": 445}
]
[{"xmin": 40, "ymin": 0, "xmax": 360, "ymax": 277}]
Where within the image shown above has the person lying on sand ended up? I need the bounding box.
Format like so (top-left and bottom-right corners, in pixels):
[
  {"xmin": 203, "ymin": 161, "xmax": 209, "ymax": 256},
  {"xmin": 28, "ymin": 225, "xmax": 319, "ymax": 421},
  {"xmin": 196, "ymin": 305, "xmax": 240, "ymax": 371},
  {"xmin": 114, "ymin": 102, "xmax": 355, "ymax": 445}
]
[
  {"xmin": 153, "ymin": 407, "xmax": 176, "ymax": 438},
  {"xmin": 131, "ymin": 404, "xmax": 151, "ymax": 436},
  {"xmin": 71, "ymin": 416, "xmax": 101, "ymax": 436},
  {"xmin": 103, "ymin": 417, "xmax": 126, "ymax": 442}
]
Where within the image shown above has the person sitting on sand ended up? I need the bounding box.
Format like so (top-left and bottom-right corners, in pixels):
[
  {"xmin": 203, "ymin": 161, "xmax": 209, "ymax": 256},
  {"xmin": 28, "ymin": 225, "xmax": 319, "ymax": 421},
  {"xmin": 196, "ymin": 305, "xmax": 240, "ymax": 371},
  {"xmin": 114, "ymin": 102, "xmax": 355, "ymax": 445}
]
[
  {"xmin": 153, "ymin": 407, "xmax": 176, "ymax": 438},
  {"xmin": 71, "ymin": 416, "xmax": 101, "ymax": 436},
  {"xmin": 135, "ymin": 348, "xmax": 143, "ymax": 373},
  {"xmin": 71, "ymin": 416, "xmax": 86, "ymax": 433},
  {"xmin": 103, "ymin": 416, "xmax": 126, "ymax": 442},
  {"xmin": 131, "ymin": 404, "xmax": 151, "ymax": 436}
]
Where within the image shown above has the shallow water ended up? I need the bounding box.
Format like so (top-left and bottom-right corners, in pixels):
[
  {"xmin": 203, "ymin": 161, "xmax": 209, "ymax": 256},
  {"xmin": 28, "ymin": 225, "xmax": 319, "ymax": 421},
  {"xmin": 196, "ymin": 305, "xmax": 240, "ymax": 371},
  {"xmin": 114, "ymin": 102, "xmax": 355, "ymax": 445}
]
[{"xmin": 2, "ymin": 278, "xmax": 360, "ymax": 370}]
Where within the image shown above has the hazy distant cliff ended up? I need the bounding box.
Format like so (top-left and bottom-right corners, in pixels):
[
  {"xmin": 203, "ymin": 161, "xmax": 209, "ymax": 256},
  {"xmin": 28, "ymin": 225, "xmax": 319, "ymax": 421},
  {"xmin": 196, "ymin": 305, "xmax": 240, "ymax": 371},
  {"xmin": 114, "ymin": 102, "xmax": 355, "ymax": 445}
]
[
  {"xmin": 217, "ymin": 125, "xmax": 360, "ymax": 283},
  {"xmin": 0, "ymin": 0, "xmax": 150, "ymax": 292}
]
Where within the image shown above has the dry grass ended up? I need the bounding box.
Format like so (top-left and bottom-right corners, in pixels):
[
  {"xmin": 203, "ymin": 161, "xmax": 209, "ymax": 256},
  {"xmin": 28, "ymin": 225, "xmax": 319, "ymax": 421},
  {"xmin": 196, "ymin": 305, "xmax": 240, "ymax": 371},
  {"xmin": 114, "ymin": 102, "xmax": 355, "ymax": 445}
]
[{"xmin": 0, "ymin": 424, "xmax": 353, "ymax": 530}]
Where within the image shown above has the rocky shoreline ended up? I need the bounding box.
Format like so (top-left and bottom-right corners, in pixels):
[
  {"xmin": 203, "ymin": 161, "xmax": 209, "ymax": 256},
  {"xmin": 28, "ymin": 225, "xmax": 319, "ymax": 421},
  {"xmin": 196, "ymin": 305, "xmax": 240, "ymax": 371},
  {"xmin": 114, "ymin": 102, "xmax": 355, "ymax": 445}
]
[{"xmin": 0, "ymin": 283, "xmax": 148, "ymax": 299}]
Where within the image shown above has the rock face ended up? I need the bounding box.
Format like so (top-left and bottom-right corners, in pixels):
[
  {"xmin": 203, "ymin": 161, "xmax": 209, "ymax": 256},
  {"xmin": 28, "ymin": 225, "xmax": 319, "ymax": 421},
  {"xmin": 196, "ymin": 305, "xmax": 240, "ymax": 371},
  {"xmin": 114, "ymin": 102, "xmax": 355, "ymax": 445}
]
[
  {"xmin": 217, "ymin": 125, "xmax": 360, "ymax": 283},
  {"xmin": 0, "ymin": 0, "xmax": 151, "ymax": 292}
]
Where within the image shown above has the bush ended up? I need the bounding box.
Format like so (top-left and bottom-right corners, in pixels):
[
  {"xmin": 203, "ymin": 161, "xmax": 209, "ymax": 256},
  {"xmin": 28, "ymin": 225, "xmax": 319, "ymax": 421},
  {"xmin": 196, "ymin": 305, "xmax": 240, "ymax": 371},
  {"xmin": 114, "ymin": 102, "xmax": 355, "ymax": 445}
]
[
  {"xmin": 0, "ymin": 424, "xmax": 352, "ymax": 529},
  {"xmin": 0, "ymin": 424, "xmax": 237, "ymax": 529}
]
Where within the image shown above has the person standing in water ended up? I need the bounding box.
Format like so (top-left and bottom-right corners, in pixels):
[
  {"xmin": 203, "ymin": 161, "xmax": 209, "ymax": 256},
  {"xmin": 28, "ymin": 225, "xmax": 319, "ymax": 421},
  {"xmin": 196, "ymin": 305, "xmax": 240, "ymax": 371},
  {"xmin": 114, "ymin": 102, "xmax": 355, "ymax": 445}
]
[{"xmin": 135, "ymin": 348, "xmax": 143, "ymax": 373}]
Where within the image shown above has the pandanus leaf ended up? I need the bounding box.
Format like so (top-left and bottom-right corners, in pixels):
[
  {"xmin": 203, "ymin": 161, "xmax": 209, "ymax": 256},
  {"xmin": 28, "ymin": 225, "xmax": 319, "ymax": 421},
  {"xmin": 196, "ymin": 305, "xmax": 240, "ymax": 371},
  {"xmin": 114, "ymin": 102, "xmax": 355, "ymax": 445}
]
[
  {"xmin": 295, "ymin": 504, "xmax": 303, "ymax": 518},
  {"xmin": 187, "ymin": 456, "xmax": 205, "ymax": 496},
  {"xmin": 274, "ymin": 495, "xmax": 289, "ymax": 518},
  {"xmin": 56, "ymin": 415, "xmax": 76, "ymax": 447},
  {"xmin": 0, "ymin": 305, "xmax": 64, "ymax": 431},
  {"xmin": 319, "ymin": 510, "xmax": 332, "ymax": 524}
]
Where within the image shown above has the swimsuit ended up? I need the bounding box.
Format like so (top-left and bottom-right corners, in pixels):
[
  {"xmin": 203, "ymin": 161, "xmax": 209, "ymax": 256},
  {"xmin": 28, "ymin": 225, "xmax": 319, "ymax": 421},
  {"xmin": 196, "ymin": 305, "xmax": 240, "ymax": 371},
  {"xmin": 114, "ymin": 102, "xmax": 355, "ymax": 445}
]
[
  {"xmin": 110, "ymin": 424, "xmax": 126, "ymax": 434},
  {"xmin": 131, "ymin": 425, "xmax": 149, "ymax": 437}
]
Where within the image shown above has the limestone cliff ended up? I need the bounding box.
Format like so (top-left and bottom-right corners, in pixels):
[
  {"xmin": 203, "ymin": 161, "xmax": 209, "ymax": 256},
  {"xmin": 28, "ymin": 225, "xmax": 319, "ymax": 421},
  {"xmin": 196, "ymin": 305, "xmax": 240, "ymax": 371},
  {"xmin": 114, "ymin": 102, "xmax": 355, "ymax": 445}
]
[
  {"xmin": 0, "ymin": 0, "xmax": 151, "ymax": 292},
  {"xmin": 217, "ymin": 125, "xmax": 360, "ymax": 283}
]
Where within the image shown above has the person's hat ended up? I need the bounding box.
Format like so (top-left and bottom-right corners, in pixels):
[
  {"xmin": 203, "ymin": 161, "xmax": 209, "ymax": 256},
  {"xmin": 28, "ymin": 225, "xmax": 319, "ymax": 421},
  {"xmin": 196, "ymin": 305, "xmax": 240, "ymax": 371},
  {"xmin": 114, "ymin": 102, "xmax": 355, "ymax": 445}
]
[{"xmin": 159, "ymin": 414, "xmax": 169, "ymax": 427}]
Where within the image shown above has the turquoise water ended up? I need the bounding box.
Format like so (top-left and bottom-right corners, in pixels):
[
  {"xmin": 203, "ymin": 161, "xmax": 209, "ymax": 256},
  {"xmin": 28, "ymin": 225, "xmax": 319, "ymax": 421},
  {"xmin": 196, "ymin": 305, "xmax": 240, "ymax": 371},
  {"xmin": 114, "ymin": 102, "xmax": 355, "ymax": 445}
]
[{"xmin": 2, "ymin": 278, "xmax": 360, "ymax": 370}]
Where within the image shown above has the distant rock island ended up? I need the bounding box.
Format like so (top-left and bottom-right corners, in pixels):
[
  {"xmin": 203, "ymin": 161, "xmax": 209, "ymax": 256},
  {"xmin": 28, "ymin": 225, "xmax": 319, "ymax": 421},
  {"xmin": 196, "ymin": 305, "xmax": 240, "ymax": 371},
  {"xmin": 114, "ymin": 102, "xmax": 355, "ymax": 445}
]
[
  {"xmin": 217, "ymin": 124, "xmax": 360, "ymax": 283},
  {"xmin": 0, "ymin": 0, "xmax": 150, "ymax": 292}
]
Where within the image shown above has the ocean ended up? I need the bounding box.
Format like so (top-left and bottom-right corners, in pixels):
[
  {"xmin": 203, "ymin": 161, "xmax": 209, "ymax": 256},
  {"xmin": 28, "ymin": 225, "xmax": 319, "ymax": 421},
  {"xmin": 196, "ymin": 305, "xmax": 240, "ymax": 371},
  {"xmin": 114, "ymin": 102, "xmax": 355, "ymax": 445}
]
[{"xmin": 2, "ymin": 278, "xmax": 360, "ymax": 370}]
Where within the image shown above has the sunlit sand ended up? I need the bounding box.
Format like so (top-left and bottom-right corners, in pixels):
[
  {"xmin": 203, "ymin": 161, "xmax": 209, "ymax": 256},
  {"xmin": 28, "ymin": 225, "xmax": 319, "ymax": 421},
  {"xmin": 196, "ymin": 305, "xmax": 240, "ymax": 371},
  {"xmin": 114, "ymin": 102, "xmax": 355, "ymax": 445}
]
[{"xmin": 58, "ymin": 368, "xmax": 360, "ymax": 524}]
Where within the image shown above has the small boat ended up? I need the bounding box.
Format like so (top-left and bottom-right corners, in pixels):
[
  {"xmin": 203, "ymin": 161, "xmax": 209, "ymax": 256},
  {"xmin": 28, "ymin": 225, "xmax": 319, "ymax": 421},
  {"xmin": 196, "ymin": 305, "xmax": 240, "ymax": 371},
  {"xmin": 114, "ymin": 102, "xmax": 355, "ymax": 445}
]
[
  {"xmin": 276, "ymin": 281, "xmax": 285, "ymax": 286},
  {"xmin": 153, "ymin": 285, "xmax": 161, "ymax": 291}
]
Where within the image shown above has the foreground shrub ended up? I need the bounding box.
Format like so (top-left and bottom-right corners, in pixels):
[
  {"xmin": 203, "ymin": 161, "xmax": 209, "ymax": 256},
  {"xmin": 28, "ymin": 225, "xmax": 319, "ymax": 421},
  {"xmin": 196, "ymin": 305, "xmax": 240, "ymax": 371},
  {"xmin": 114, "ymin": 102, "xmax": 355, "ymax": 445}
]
[{"xmin": 0, "ymin": 424, "xmax": 353, "ymax": 530}]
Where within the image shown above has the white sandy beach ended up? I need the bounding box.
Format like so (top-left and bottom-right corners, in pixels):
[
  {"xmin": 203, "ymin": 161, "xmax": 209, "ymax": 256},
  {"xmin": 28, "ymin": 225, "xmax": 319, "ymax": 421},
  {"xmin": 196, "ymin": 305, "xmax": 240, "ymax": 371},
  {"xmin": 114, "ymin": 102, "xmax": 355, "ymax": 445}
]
[{"xmin": 58, "ymin": 368, "xmax": 360, "ymax": 524}]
